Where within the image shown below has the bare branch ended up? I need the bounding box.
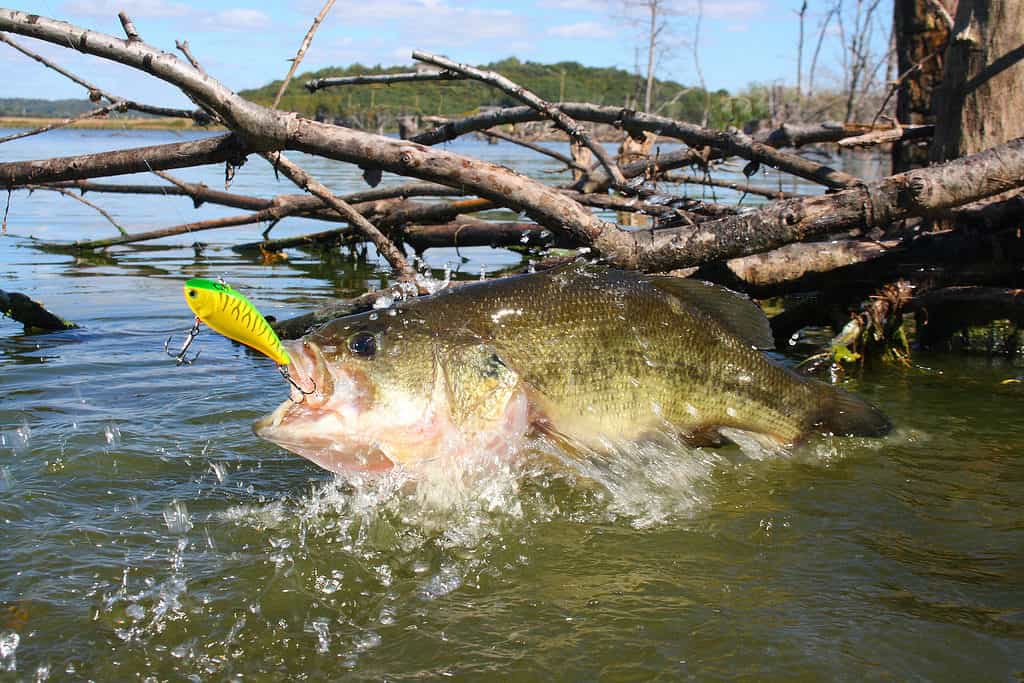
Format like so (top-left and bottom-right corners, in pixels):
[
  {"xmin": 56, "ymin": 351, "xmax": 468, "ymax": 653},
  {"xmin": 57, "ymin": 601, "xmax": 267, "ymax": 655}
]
[
  {"xmin": 661, "ymin": 173, "xmax": 804, "ymax": 199},
  {"xmin": 411, "ymin": 50, "xmax": 628, "ymax": 188},
  {"xmin": 0, "ymin": 32, "xmax": 206, "ymax": 122},
  {"xmin": 69, "ymin": 200, "xmax": 307, "ymax": 250},
  {"xmin": 305, "ymin": 71, "xmax": 460, "ymax": 92},
  {"xmin": 263, "ymin": 151, "xmax": 415, "ymax": 278},
  {"xmin": 0, "ymin": 134, "xmax": 250, "ymax": 187},
  {"xmin": 273, "ymin": 0, "xmax": 336, "ymax": 108},
  {"xmin": 0, "ymin": 11, "xmax": 621, "ymax": 255},
  {"xmin": 25, "ymin": 184, "xmax": 126, "ymax": 235},
  {"xmin": 630, "ymin": 136, "xmax": 1024, "ymax": 271},
  {"xmin": 923, "ymin": 0, "xmax": 955, "ymax": 31},
  {"xmin": 117, "ymin": 11, "xmax": 140, "ymax": 42},
  {"xmin": 480, "ymin": 129, "xmax": 584, "ymax": 170},
  {"xmin": 174, "ymin": 40, "xmax": 204, "ymax": 73},
  {"xmin": 413, "ymin": 103, "xmax": 860, "ymax": 189},
  {"xmin": 838, "ymin": 124, "xmax": 933, "ymax": 148}
]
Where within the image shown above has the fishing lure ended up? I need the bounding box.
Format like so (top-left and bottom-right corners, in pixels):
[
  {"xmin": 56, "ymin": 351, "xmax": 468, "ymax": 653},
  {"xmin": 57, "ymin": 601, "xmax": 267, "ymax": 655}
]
[
  {"xmin": 181, "ymin": 277, "xmax": 289, "ymax": 364},
  {"xmin": 166, "ymin": 278, "xmax": 313, "ymax": 398}
]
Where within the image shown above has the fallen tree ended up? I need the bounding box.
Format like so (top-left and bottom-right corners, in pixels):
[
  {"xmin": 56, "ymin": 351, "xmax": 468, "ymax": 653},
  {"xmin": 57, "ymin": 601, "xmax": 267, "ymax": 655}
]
[{"xmin": 0, "ymin": 4, "xmax": 1022, "ymax": 354}]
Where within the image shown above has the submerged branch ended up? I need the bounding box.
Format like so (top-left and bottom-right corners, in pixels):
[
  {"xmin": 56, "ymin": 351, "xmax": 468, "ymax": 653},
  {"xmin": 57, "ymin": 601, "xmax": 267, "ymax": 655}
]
[
  {"xmin": 26, "ymin": 185, "xmax": 127, "ymax": 235},
  {"xmin": 0, "ymin": 289, "xmax": 77, "ymax": 332},
  {"xmin": 263, "ymin": 151, "xmax": 415, "ymax": 279},
  {"xmin": 480, "ymin": 129, "xmax": 583, "ymax": 170}
]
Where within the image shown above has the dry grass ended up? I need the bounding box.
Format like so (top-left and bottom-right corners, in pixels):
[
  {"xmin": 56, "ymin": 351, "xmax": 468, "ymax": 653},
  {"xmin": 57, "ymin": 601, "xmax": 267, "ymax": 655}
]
[{"xmin": 0, "ymin": 116, "xmax": 221, "ymax": 131}]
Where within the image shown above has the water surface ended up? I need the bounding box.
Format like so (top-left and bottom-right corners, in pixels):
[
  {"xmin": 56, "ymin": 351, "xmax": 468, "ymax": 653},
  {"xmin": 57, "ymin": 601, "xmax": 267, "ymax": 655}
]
[{"xmin": 1, "ymin": 129, "xmax": 1021, "ymax": 680}]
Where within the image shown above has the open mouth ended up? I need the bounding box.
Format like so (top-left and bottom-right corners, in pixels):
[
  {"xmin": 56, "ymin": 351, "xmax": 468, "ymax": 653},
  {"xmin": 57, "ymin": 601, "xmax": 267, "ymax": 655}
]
[{"xmin": 283, "ymin": 340, "xmax": 334, "ymax": 407}]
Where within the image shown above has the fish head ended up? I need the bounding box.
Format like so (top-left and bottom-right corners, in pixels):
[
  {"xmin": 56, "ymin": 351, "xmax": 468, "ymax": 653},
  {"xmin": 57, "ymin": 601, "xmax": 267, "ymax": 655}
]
[{"xmin": 253, "ymin": 308, "xmax": 529, "ymax": 473}]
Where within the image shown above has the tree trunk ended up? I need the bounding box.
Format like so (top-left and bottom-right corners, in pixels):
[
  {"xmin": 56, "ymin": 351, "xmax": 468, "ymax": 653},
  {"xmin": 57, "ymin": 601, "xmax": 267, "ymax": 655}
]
[
  {"xmin": 892, "ymin": 0, "xmax": 952, "ymax": 171},
  {"xmin": 645, "ymin": 2, "xmax": 657, "ymax": 113},
  {"xmin": 930, "ymin": 0, "xmax": 1024, "ymax": 161}
]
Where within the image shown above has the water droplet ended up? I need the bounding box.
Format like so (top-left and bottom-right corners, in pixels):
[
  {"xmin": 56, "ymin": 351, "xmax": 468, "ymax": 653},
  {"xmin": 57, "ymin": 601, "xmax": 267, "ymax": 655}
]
[
  {"xmin": 308, "ymin": 618, "xmax": 330, "ymax": 653},
  {"xmin": 0, "ymin": 631, "xmax": 19, "ymax": 673},
  {"xmin": 162, "ymin": 500, "xmax": 193, "ymax": 534},
  {"xmin": 210, "ymin": 462, "xmax": 227, "ymax": 484},
  {"xmin": 103, "ymin": 423, "xmax": 121, "ymax": 448}
]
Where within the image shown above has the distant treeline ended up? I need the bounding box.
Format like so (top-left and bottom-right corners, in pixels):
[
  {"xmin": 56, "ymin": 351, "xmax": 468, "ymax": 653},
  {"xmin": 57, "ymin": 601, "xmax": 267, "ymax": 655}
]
[
  {"xmin": 0, "ymin": 98, "xmax": 161, "ymax": 118},
  {"xmin": 0, "ymin": 98, "xmax": 99, "ymax": 117},
  {"xmin": 239, "ymin": 58, "xmax": 773, "ymax": 130}
]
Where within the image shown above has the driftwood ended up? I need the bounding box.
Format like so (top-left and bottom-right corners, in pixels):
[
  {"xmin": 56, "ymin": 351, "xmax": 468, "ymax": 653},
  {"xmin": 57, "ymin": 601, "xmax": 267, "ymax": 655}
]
[
  {"xmin": 2, "ymin": 6, "xmax": 1024, "ymax": 353},
  {"xmin": 0, "ymin": 290, "xmax": 78, "ymax": 332}
]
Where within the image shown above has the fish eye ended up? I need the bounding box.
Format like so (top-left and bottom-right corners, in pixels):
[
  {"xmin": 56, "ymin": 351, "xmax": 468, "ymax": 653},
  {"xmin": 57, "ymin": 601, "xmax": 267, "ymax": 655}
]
[
  {"xmin": 187, "ymin": 289, "xmax": 197, "ymax": 298},
  {"xmin": 347, "ymin": 331, "xmax": 377, "ymax": 359}
]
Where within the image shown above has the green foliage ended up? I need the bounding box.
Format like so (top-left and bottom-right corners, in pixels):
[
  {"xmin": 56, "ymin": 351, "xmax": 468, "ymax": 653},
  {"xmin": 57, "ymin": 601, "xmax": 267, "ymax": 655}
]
[
  {"xmin": 239, "ymin": 59, "xmax": 770, "ymax": 129},
  {"xmin": 0, "ymin": 98, "xmax": 98, "ymax": 117}
]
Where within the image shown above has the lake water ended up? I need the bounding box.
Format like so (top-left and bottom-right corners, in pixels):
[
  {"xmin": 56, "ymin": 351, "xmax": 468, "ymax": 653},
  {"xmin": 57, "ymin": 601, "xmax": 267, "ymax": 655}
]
[{"xmin": 1, "ymin": 129, "xmax": 1021, "ymax": 680}]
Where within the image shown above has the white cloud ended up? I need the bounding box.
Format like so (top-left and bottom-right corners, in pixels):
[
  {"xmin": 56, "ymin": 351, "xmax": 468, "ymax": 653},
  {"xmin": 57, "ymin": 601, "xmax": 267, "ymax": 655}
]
[
  {"xmin": 205, "ymin": 8, "xmax": 272, "ymax": 31},
  {"xmin": 63, "ymin": 0, "xmax": 191, "ymax": 18},
  {"xmin": 536, "ymin": 0, "xmax": 609, "ymax": 11},
  {"xmin": 547, "ymin": 21, "xmax": 615, "ymax": 39},
  {"xmin": 684, "ymin": 0, "xmax": 767, "ymax": 20},
  {"xmin": 329, "ymin": 0, "xmax": 530, "ymax": 47}
]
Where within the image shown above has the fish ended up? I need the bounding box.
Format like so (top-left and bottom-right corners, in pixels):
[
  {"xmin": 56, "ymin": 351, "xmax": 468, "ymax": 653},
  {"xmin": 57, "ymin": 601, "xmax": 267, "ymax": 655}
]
[{"xmin": 254, "ymin": 263, "xmax": 890, "ymax": 473}]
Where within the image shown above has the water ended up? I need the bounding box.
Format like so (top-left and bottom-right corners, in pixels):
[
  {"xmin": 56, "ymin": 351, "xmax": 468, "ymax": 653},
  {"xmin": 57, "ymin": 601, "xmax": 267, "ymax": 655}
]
[{"xmin": 1, "ymin": 129, "xmax": 1021, "ymax": 680}]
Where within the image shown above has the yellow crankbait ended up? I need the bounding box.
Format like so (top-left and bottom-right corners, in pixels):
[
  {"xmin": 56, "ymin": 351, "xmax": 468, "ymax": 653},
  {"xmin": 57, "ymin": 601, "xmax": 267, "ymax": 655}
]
[
  {"xmin": 182, "ymin": 277, "xmax": 289, "ymax": 365},
  {"xmin": 167, "ymin": 277, "xmax": 314, "ymax": 399}
]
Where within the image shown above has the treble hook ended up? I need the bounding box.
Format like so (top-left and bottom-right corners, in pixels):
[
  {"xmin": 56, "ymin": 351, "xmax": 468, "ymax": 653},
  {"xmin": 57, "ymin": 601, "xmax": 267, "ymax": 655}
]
[
  {"xmin": 165, "ymin": 316, "xmax": 202, "ymax": 365},
  {"xmin": 278, "ymin": 364, "xmax": 316, "ymax": 402}
]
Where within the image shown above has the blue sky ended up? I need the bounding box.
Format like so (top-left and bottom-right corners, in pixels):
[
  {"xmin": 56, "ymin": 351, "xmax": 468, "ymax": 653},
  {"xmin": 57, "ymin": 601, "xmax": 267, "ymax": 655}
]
[{"xmin": 6, "ymin": 0, "xmax": 892, "ymax": 107}]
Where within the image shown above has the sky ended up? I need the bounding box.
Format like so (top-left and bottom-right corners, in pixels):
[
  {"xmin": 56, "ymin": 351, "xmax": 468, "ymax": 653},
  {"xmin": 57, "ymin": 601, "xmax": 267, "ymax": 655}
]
[{"xmin": 4, "ymin": 0, "xmax": 893, "ymax": 108}]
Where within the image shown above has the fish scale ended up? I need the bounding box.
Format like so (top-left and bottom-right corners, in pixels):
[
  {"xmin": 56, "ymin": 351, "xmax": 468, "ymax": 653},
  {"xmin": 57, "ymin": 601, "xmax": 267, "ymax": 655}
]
[{"xmin": 256, "ymin": 263, "xmax": 890, "ymax": 471}]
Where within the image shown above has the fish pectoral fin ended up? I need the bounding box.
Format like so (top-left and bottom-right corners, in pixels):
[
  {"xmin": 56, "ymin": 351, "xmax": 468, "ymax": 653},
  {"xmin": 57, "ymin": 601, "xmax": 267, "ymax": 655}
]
[
  {"xmin": 717, "ymin": 427, "xmax": 791, "ymax": 458},
  {"xmin": 681, "ymin": 425, "xmax": 727, "ymax": 448},
  {"xmin": 650, "ymin": 276, "xmax": 775, "ymax": 350}
]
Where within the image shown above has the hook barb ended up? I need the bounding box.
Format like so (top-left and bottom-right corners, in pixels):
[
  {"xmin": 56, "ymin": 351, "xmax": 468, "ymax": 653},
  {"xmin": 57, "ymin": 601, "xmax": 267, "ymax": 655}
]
[
  {"xmin": 279, "ymin": 364, "xmax": 316, "ymax": 402},
  {"xmin": 165, "ymin": 317, "xmax": 202, "ymax": 365}
]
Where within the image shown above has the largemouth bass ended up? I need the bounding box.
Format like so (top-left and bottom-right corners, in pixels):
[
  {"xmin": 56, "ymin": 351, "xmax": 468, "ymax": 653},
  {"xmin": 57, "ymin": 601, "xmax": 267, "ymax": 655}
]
[{"xmin": 254, "ymin": 264, "xmax": 890, "ymax": 473}]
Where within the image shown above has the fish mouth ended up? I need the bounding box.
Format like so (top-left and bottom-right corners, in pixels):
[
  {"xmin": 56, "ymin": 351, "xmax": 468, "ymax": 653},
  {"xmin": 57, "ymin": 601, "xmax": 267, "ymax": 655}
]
[
  {"xmin": 283, "ymin": 339, "xmax": 334, "ymax": 408},
  {"xmin": 253, "ymin": 340, "xmax": 392, "ymax": 472}
]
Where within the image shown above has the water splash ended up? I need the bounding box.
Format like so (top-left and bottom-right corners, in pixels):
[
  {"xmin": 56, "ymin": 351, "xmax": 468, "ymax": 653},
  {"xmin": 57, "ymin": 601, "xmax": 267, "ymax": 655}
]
[{"xmin": 0, "ymin": 631, "xmax": 18, "ymax": 672}]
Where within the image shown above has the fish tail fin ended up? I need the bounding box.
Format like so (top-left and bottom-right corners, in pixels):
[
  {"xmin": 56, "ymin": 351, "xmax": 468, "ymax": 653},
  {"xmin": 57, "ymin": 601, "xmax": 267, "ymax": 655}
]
[{"xmin": 813, "ymin": 388, "xmax": 892, "ymax": 437}]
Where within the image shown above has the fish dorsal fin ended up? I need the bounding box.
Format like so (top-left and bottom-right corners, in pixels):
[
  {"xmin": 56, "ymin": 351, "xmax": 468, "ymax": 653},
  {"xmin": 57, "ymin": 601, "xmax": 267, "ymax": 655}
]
[{"xmin": 650, "ymin": 276, "xmax": 775, "ymax": 350}]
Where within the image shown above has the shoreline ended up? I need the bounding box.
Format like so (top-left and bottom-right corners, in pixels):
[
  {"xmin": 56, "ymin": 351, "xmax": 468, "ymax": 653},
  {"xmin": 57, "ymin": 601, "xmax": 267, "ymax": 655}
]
[{"xmin": 0, "ymin": 116, "xmax": 222, "ymax": 131}]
